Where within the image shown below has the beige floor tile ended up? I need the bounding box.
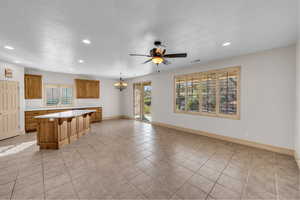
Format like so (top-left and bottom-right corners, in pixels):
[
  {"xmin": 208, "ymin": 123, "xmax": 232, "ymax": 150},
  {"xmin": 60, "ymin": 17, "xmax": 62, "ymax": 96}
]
[
  {"xmin": 222, "ymin": 163, "xmax": 248, "ymax": 181},
  {"xmin": 175, "ymin": 183, "xmax": 208, "ymax": 199},
  {"xmin": 210, "ymin": 184, "xmax": 241, "ymax": 199},
  {"xmin": 197, "ymin": 165, "xmax": 222, "ymax": 182},
  {"xmin": 242, "ymin": 186, "xmax": 276, "ymax": 200},
  {"xmin": 15, "ymin": 172, "xmax": 43, "ymax": 191},
  {"xmin": 113, "ymin": 182, "xmax": 146, "ymax": 199},
  {"xmin": 217, "ymin": 173, "xmax": 245, "ymax": 193},
  {"xmin": 12, "ymin": 181, "xmax": 44, "ymax": 200},
  {"xmin": 0, "ymin": 181, "xmax": 14, "ymax": 198},
  {"xmin": 188, "ymin": 174, "xmax": 215, "ymax": 193},
  {"xmin": 44, "ymin": 173, "xmax": 72, "ymax": 191},
  {"xmin": 45, "ymin": 182, "xmax": 78, "ymax": 200},
  {"xmin": 0, "ymin": 120, "xmax": 299, "ymax": 199},
  {"xmin": 204, "ymin": 159, "xmax": 228, "ymax": 172}
]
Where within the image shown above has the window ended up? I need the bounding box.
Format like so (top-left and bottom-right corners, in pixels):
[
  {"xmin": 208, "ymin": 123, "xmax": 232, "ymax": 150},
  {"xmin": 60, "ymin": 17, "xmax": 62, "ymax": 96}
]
[
  {"xmin": 45, "ymin": 84, "xmax": 73, "ymax": 106},
  {"xmin": 174, "ymin": 66, "xmax": 240, "ymax": 119},
  {"xmin": 175, "ymin": 78, "xmax": 186, "ymax": 111},
  {"xmin": 186, "ymin": 76, "xmax": 200, "ymax": 112},
  {"xmin": 201, "ymin": 72, "xmax": 217, "ymax": 114}
]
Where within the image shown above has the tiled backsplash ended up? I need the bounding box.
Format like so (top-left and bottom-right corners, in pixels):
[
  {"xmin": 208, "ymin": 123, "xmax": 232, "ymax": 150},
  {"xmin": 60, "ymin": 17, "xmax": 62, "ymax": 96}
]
[{"xmin": 25, "ymin": 99, "xmax": 102, "ymax": 110}]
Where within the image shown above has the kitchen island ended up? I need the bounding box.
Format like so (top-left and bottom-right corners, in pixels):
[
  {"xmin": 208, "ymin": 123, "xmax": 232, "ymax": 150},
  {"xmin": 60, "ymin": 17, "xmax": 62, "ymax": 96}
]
[{"xmin": 35, "ymin": 110, "xmax": 95, "ymax": 149}]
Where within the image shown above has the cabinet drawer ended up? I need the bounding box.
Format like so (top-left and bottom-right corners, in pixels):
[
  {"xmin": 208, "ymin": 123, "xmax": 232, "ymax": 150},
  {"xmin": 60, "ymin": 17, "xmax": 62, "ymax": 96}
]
[
  {"xmin": 26, "ymin": 111, "xmax": 42, "ymax": 116},
  {"xmin": 26, "ymin": 122, "xmax": 38, "ymax": 132},
  {"xmin": 25, "ymin": 116, "xmax": 37, "ymax": 123}
]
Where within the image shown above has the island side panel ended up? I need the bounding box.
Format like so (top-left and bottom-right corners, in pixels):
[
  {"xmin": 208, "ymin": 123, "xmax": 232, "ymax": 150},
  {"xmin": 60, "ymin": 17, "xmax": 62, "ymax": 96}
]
[
  {"xmin": 83, "ymin": 114, "xmax": 91, "ymax": 133},
  {"xmin": 37, "ymin": 119, "xmax": 59, "ymax": 149},
  {"xmin": 77, "ymin": 116, "xmax": 85, "ymax": 137},
  {"xmin": 68, "ymin": 117, "xmax": 77, "ymax": 143},
  {"xmin": 57, "ymin": 119, "xmax": 69, "ymax": 148}
]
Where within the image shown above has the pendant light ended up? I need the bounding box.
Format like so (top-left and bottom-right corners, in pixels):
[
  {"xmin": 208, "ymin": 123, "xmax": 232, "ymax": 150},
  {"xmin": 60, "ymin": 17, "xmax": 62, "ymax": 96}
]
[{"xmin": 114, "ymin": 73, "xmax": 128, "ymax": 91}]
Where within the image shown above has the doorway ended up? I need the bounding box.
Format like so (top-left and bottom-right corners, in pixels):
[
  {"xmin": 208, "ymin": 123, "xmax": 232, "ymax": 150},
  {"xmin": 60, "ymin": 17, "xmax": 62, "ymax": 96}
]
[{"xmin": 133, "ymin": 82, "xmax": 152, "ymax": 122}]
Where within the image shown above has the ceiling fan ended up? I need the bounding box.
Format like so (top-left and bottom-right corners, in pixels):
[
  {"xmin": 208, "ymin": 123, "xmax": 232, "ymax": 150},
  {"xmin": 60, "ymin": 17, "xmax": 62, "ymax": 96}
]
[{"xmin": 129, "ymin": 41, "xmax": 187, "ymax": 72}]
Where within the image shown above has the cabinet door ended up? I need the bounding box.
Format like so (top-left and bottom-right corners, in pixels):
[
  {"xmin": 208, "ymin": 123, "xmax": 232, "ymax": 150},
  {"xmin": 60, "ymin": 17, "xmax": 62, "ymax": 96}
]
[
  {"xmin": 93, "ymin": 81, "xmax": 100, "ymax": 98},
  {"xmin": 25, "ymin": 74, "xmax": 42, "ymax": 99},
  {"xmin": 75, "ymin": 79, "xmax": 100, "ymax": 98}
]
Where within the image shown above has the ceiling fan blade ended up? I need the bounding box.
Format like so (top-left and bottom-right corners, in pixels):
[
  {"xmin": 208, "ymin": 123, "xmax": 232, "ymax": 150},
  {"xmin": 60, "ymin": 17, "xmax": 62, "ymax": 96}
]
[
  {"xmin": 163, "ymin": 59, "xmax": 171, "ymax": 65},
  {"xmin": 142, "ymin": 59, "xmax": 152, "ymax": 64},
  {"xmin": 164, "ymin": 53, "xmax": 187, "ymax": 58},
  {"xmin": 129, "ymin": 53, "xmax": 151, "ymax": 57}
]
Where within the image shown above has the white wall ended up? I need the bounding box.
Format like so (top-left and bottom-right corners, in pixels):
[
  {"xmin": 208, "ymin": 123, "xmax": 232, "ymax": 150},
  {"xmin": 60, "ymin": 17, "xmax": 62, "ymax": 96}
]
[
  {"xmin": 122, "ymin": 45, "xmax": 296, "ymax": 149},
  {"xmin": 25, "ymin": 69, "xmax": 121, "ymax": 118},
  {"xmin": 295, "ymin": 0, "xmax": 300, "ymax": 160},
  {"xmin": 0, "ymin": 61, "xmax": 25, "ymax": 133}
]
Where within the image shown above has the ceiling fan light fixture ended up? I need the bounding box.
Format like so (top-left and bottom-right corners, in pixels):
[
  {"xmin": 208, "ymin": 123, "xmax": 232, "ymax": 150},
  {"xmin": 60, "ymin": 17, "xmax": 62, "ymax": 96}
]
[{"xmin": 152, "ymin": 57, "xmax": 163, "ymax": 64}]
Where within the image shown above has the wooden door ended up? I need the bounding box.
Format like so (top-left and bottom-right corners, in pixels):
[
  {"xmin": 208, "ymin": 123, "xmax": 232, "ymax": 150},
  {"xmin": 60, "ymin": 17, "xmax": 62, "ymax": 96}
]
[{"xmin": 0, "ymin": 81, "xmax": 20, "ymax": 140}]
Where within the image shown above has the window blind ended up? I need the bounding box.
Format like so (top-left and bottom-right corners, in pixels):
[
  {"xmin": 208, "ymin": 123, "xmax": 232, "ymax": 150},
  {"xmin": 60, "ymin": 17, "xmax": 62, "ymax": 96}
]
[{"xmin": 174, "ymin": 66, "xmax": 240, "ymax": 119}]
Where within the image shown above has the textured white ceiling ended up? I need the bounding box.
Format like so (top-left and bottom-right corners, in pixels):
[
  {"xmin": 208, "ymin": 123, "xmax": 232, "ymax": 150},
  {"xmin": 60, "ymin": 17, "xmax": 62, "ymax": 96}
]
[{"xmin": 0, "ymin": 0, "xmax": 297, "ymax": 78}]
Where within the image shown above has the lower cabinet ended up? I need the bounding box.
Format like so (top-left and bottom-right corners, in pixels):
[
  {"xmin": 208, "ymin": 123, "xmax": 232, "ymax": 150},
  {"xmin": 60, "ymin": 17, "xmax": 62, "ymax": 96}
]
[
  {"xmin": 25, "ymin": 107, "xmax": 102, "ymax": 133},
  {"xmin": 25, "ymin": 111, "xmax": 47, "ymax": 132},
  {"xmin": 84, "ymin": 107, "xmax": 102, "ymax": 123}
]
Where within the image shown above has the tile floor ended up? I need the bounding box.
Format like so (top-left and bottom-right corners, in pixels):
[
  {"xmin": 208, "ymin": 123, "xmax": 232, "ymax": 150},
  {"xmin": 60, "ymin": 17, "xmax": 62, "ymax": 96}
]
[{"xmin": 0, "ymin": 119, "xmax": 299, "ymax": 199}]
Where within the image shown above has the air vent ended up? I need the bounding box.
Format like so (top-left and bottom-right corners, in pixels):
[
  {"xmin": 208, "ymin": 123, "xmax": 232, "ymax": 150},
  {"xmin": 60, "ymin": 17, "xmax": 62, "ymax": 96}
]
[{"xmin": 191, "ymin": 59, "xmax": 201, "ymax": 63}]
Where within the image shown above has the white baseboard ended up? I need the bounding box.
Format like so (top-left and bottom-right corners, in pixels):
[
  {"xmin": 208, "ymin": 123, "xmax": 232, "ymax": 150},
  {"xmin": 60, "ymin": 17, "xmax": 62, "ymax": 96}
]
[
  {"xmin": 119, "ymin": 116, "xmax": 294, "ymax": 156},
  {"xmin": 294, "ymin": 151, "xmax": 300, "ymax": 168},
  {"xmin": 102, "ymin": 115, "xmax": 131, "ymax": 121},
  {"xmin": 150, "ymin": 121, "xmax": 294, "ymax": 156}
]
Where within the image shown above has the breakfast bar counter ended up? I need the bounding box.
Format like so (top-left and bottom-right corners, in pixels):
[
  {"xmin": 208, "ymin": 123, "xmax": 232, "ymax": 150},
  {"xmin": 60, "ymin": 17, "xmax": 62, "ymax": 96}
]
[{"xmin": 35, "ymin": 110, "xmax": 95, "ymax": 149}]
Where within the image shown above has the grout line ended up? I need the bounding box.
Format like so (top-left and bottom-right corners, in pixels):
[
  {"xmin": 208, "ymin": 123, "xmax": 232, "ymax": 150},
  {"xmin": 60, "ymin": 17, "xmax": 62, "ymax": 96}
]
[
  {"xmin": 240, "ymin": 150, "xmax": 253, "ymax": 199},
  {"xmin": 169, "ymin": 151, "xmax": 218, "ymax": 200},
  {"xmin": 205, "ymin": 150, "xmax": 236, "ymax": 200},
  {"xmin": 9, "ymin": 179, "xmax": 17, "ymax": 200},
  {"xmin": 41, "ymin": 152, "xmax": 46, "ymax": 200},
  {"xmin": 10, "ymin": 162, "xmax": 20, "ymax": 200},
  {"xmin": 60, "ymin": 149, "xmax": 80, "ymax": 200},
  {"xmin": 274, "ymin": 154, "xmax": 280, "ymax": 200}
]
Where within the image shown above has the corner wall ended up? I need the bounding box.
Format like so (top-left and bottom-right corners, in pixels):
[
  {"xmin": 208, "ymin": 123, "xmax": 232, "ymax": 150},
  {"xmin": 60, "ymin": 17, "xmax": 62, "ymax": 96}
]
[
  {"xmin": 294, "ymin": 0, "xmax": 300, "ymax": 164},
  {"xmin": 122, "ymin": 45, "xmax": 296, "ymax": 150}
]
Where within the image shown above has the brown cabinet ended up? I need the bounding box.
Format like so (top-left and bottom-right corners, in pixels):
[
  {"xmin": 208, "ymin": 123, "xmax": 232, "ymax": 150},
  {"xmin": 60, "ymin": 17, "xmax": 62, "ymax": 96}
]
[
  {"xmin": 25, "ymin": 110, "xmax": 47, "ymax": 132},
  {"xmin": 25, "ymin": 107, "xmax": 102, "ymax": 133},
  {"xmin": 25, "ymin": 74, "xmax": 42, "ymax": 99},
  {"xmin": 75, "ymin": 79, "xmax": 100, "ymax": 98},
  {"xmin": 84, "ymin": 107, "xmax": 102, "ymax": 122}
]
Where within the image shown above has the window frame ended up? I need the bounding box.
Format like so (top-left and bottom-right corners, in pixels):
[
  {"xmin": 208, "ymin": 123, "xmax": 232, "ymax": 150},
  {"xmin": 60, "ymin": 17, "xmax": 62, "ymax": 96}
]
[
  {"xmin": 173, "ymin": 66, "xmax": 240, "ymax": 120},
  {"xmin": 44, "ymin": 84, "xmax": 74, "ymax": 107}
]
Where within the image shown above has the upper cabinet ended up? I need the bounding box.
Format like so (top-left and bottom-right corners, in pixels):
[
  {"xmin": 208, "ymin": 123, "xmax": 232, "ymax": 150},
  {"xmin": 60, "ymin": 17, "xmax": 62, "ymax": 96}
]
[
  {"xmin": 25, "ymin": 74, "xmax": 42, "ymax": 99},
  {"xmin": 75, "ymin": 79, "xmax": 100, "ymax": 98}
]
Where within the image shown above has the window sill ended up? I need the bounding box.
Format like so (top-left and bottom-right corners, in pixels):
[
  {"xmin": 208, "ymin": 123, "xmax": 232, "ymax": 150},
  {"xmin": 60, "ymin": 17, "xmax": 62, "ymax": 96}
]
[{"xmin": 174, "ymin": 110, "xmax": 240, "ymax": 120}]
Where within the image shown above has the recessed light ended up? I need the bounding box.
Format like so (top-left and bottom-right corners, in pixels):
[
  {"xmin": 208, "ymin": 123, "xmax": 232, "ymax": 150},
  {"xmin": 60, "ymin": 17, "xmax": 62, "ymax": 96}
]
[
  {"xmin": 78, "ymin": 59, "xmax": 84, "ymax": 63},
  {"xmin": 14, "ymin": 61, "xmax": 20, "ymax": 64},
  {"xmin": 4, "ymin": 45, "xmax": 14, "ymax": 50},
  {"xmin": 82, "ymin": 39, "xmax": 91, "ymax": 44},
  {"xmin": 222, "ymin": 42, "xmax": 231, "ymax": 47}
]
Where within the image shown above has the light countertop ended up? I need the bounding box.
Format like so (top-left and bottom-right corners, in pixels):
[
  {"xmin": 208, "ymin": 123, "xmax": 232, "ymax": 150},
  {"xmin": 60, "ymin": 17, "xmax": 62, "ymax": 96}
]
[
  {"xmin": 25, "ymin": 105, "xmax": 102, "ymax": 111},
  {"xmin": 35, "ymin": 110, "xmax": 96, "ymax": 119}
]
